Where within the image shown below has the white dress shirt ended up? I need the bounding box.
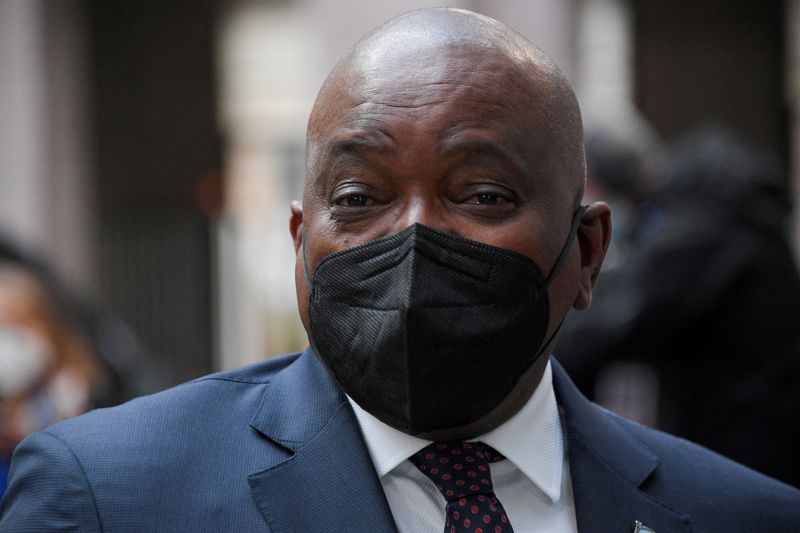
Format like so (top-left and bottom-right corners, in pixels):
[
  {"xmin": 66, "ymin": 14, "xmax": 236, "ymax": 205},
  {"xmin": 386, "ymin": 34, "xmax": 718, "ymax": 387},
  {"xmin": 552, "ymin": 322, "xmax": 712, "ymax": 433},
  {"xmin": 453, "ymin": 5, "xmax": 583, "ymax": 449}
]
[{"xmin": 348, "ymin": 361, "xmax": 578, "ymax": 532}]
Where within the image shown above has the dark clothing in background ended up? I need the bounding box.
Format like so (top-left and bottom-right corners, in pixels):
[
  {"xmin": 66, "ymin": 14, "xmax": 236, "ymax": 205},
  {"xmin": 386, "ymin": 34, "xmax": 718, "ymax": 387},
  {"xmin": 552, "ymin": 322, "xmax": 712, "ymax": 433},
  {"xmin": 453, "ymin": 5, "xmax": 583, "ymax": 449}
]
[{"xmin": 558, "ymin": 128, "xmax": 800, "ymax": 487}]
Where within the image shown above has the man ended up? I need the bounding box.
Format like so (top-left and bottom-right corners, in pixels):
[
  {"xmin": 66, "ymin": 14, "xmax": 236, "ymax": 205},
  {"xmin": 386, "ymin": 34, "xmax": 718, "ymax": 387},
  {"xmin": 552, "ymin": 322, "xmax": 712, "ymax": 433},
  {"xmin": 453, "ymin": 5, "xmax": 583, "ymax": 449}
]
[{"xmin": 2, "ymin": 8, "xmax": 799, "ymax": 532}]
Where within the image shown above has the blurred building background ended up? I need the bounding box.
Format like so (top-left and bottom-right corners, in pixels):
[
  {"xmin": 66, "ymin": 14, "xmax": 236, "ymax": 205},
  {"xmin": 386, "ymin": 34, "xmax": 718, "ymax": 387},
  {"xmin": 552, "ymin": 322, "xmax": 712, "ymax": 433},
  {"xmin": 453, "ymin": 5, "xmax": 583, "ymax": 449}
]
[{"xmin": 0, "ymin": 0, "xmax": 797, "ymax": 386}]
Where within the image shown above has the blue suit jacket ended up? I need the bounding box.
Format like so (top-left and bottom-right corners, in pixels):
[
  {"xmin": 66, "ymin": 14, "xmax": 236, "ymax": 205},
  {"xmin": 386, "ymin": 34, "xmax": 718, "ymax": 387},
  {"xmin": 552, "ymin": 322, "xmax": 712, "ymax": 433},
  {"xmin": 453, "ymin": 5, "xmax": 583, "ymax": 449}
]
[{"xmin": 2, "ymin": 349, "xmax": 799, "ymax": 532}]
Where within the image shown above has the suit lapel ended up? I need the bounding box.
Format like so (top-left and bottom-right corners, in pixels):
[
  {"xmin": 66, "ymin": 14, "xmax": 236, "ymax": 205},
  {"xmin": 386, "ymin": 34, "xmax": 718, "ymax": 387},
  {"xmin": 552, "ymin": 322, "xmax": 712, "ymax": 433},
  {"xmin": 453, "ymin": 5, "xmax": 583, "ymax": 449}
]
[
  {"xmin": 245, "ymin": 350, "xmax": 693, "ymax": 532},
  {"xmin": 248, "ymin": 349, "xmax": 398, "ymax": 533},
  {"xmin": 552, "ymin": 360, "xmax": 693, "ymax": 533}
]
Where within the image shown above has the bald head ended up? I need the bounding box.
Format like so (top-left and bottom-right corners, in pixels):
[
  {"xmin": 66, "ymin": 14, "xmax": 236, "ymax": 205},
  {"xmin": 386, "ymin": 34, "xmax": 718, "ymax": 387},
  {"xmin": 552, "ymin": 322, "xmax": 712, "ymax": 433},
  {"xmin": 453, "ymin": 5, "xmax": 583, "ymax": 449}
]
[{"xmin": 307, "ymin": 8, "xmax": 586, "ymax": 205}]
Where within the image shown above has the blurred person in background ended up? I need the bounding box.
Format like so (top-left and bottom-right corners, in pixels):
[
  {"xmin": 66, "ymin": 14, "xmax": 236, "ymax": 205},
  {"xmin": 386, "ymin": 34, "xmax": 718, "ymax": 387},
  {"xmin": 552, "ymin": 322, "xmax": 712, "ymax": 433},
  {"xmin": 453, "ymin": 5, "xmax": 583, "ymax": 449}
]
[
  {"xmin": 0, "ymin": 263, "xmax": 106, "ymax": 497},
  {"xmin": 558, "ymin": 126, "xmax": 800, "ymax": 487},
  {"xmin": 0, "ymin": 235, "xmax": 157, "ymax": 402},
  {"xmin": 579, "ymin": 108, "xmax": 663, "ymax": 270},
  {"xmin": 557, "ymin": 114, "xmax": 663, "ymax": 418},
  {"xmin": 0, "ymin": 236, "xmax": 154, "ymax": 498}
]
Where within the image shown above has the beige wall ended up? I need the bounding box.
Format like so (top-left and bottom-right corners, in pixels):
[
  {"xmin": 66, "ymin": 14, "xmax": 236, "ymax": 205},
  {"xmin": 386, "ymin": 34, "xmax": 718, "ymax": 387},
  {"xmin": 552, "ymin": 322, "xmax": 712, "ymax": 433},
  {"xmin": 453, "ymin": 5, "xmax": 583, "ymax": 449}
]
[{"xmin": 0, "ymin": 0, "xmax": 94, "ymax": 293}]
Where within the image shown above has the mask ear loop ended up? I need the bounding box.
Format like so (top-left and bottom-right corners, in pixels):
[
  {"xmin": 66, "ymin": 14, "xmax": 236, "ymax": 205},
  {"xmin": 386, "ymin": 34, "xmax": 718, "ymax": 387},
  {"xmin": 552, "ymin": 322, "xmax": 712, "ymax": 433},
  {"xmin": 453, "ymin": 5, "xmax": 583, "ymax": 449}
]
[
  {"xmin": 301, "ymin": 226, "xmax": 314, "ymax": 292},
  {"xmin": 542, "ymin": 205, "xmax": 588, "ymax": 288},
  {"xmin": 532, "ymin": 205, "xmax": 589, "ymax": 359}
]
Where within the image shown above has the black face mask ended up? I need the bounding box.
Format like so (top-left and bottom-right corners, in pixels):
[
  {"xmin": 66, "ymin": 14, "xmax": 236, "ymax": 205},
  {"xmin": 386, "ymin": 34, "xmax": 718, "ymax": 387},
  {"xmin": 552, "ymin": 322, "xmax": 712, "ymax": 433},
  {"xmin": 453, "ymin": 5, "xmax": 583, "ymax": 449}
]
[{"xmin": 306, "ymin": 207, "xmax": 586, "ymax": 436}]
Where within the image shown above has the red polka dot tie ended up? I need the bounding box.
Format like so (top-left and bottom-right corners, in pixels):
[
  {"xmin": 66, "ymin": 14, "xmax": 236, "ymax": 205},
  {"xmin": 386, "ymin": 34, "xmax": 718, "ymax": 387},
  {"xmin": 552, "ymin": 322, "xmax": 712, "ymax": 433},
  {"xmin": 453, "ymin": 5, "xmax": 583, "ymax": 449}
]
[{"xmin": 409, "ymin": 441, "xmax": 514, "ymax": 533}]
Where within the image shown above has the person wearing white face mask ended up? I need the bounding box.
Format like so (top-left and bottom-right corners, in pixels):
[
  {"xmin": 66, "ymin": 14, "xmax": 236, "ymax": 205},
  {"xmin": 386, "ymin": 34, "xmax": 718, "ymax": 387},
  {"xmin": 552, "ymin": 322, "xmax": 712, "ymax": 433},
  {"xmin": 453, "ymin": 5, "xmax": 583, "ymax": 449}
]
[
  {"xmin": 0, "ymin": 264, "xmax": 104, "ymax": 497},
  {"xmin": 0, "ymin": 327, "xmax": 52, "ymax": 401}
]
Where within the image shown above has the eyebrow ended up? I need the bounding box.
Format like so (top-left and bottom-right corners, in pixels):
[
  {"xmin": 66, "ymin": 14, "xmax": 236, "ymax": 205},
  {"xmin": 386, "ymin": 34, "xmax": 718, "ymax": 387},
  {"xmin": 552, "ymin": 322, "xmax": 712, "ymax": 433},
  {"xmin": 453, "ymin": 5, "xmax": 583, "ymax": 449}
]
[
  {"xmin": 439, "ymin": 138, "xmax": 528, "ymax": 176},
  {"xmin": 326, "ymin": 131, "xmax": 397, "ymax": 159}
]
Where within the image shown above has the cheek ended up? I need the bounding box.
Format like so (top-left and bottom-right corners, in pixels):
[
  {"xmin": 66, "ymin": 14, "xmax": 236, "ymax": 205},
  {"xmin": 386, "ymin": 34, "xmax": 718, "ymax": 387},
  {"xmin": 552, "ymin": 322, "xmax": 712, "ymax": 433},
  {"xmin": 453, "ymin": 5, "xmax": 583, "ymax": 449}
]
[
  {"xmin": 305, "ymin": 214, "xmax": 358, "ymax": 256},
  {"xmin": 460, "ymin": 218, "xmax": 555, "ymax": 266}
]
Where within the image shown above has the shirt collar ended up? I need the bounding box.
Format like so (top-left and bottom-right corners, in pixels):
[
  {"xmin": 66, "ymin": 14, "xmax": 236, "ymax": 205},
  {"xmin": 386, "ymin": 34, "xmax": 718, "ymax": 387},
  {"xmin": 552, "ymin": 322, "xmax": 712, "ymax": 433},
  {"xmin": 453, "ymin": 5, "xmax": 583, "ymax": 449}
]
[{"xmin": 348, "ymin": 360, "xmax": 565, "ymax": 503}]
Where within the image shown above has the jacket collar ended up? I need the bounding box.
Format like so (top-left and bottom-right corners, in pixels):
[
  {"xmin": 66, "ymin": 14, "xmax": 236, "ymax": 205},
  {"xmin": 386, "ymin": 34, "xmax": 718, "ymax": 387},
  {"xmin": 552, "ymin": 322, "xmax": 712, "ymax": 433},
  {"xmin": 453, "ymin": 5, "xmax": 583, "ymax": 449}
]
[
  {"xmin": 552, "ymin": 359, "xmax": 693, "ymax": 533},
  {"xmin": 248, "ymin": 348, "xmax": 398, "ymax": 533},
  {"xmin": 246, "ymin": 350, "xmax": 692, "ymax": 533}
]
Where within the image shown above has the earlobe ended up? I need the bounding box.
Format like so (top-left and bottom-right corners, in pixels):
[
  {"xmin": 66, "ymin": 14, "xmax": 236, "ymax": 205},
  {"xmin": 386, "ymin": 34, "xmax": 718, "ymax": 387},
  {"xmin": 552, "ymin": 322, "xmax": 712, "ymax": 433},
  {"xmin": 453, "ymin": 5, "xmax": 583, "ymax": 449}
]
[
  {"xmin": 573, "ymin": 202, "xmax": 612, "ymax": 310},
  {"xmin": 289, "ymin": 201, "xmax": 304, "ymax": 253}
]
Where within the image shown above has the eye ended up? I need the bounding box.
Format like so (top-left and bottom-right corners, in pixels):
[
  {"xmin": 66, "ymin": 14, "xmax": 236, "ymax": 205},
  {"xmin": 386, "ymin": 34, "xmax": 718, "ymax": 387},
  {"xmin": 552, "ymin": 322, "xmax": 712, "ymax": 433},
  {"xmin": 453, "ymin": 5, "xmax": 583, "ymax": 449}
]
[
  {"xmin": 470, "ymin": 192, "xmax": 505, "ymax": 205},
  {"xmin": 337, "ymin": 193, "xmax": 372, "ymax": 207},
  {"xmin": 454, "ymin": 183, "xmax": 519, "ymax": 218},
  {"xmin": 461, "ymin": 188, "xmax": 516, "ymax": 208},
  {"xmin": 329, "ymin": 182, "xmax": 385, "ymax": 220}
]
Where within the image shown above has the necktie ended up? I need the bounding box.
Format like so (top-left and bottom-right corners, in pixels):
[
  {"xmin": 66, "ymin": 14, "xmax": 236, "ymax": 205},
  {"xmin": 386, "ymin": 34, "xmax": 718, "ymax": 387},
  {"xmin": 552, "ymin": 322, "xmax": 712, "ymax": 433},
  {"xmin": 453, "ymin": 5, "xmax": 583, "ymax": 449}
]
[{"xmin": 409, "ymin": 441, "xmax": 514, "ymax": 533}]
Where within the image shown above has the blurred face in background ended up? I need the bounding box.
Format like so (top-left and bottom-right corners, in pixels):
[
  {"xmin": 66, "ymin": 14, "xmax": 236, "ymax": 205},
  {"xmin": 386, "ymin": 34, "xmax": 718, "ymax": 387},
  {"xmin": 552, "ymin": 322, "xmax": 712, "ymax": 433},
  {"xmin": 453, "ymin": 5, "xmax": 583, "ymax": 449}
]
[
  {"xmin": 0, "ymin": 268, "xmax": 57, "ymax": 400},
  {"xmin": 0, "ymin": 265, "xmax": 99, "ymax": 454}
]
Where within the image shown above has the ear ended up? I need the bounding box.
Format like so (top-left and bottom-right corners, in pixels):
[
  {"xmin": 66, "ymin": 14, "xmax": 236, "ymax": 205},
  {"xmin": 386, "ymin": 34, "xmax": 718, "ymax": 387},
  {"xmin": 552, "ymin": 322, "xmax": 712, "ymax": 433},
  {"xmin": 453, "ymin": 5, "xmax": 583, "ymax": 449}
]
[
  {"xmin": 573, "ymin": 202, "xmax": 612, "ymax": 310},
  {"xmin": 289, "ymin": 201, "xmax": 304, "ymax": 253}
]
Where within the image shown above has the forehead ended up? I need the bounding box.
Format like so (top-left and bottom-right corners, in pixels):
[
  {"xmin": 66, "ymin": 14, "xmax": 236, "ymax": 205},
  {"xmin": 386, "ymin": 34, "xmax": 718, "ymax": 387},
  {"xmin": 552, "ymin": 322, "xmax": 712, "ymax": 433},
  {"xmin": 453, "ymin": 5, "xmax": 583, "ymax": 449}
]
[
  {"xmin": 311, "ymin": 46, "xmax": 559, "ymax": 172},
  {"xmin": 332, "ymin": 46, "xmax": 538, "ymax": 121}
]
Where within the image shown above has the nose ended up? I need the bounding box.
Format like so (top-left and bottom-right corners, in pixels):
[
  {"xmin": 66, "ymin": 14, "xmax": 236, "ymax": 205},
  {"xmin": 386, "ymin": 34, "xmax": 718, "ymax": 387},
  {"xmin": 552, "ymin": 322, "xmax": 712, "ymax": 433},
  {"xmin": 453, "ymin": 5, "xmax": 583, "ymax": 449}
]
[{"xmin": 395, "ymin": 196, "xmax": 459, "ymax": 236}]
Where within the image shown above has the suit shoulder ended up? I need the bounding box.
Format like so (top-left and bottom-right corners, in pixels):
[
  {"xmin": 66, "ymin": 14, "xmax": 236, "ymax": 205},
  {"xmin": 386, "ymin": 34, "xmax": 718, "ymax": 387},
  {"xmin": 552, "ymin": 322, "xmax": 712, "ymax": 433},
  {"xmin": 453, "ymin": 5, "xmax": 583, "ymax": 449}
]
[
  {"xmin": 3, "ymin": 353, "xmax": 303, "ymax": 530},
  {"xmin": 41, "ymin": 352, "xmax": 302, "ymax": 452},
  {"xmin": 608, "ymin": 410, "xmax": 800, "ymax": 512},
  {"xmin": 191, "ymin": 351, "xmax": 301, "ymax": 385}
]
